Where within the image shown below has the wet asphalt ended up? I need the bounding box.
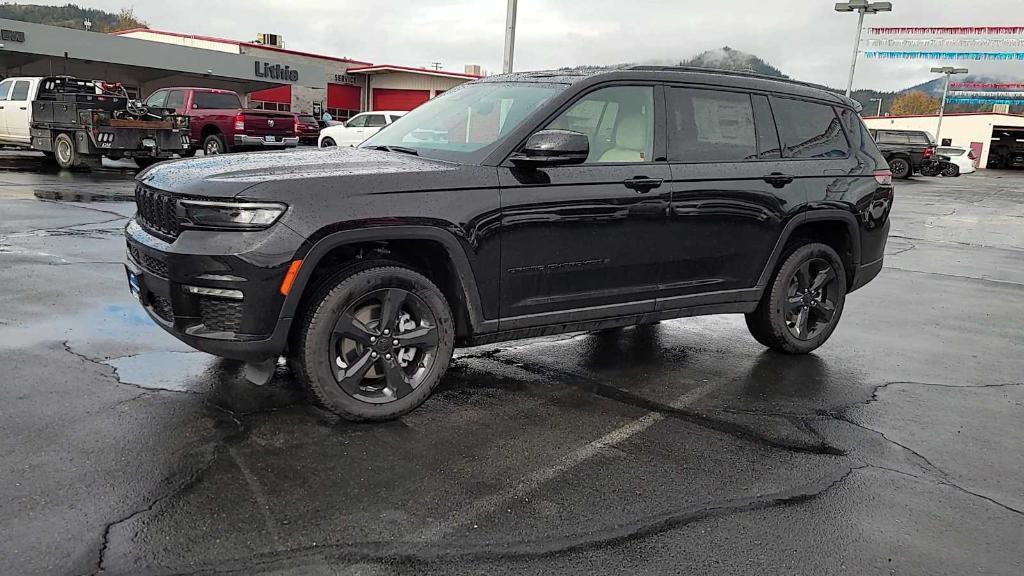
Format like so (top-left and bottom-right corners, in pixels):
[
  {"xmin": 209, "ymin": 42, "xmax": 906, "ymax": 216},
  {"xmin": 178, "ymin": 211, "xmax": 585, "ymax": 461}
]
[{"xmin": 0, "ymin": 152, "xmax": 1022, "ymax": 575}]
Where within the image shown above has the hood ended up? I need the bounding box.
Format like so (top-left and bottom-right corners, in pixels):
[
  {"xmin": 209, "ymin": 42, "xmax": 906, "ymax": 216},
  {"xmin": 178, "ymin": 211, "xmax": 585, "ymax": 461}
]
[{"xmin": 138, "ymin": 147, "xmax": 459, "ymax": 199}]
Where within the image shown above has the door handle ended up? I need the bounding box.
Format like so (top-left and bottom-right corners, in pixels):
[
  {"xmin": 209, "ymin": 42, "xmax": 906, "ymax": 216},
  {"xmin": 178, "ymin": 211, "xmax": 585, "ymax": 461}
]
[
  {"xmin": 763, "ymin": 172, "xmax": 795, "ymax": 188},
  {"xmin": 624, "ymin": 176, "xmax": 664, "ymax": 193},
  {"xmin": 18, "ymin": 106, "xmax": 26, "ymax": 110}
]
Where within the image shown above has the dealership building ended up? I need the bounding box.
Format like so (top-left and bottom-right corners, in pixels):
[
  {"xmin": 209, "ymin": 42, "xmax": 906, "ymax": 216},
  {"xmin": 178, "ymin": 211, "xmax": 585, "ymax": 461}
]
[
  {"xmin": 0, "ymin": 18, "xmax": 480, "ymax": 121},
  {"xmin": 864, "ymin": 112, "xmax": 1024, "ymax": 169}
]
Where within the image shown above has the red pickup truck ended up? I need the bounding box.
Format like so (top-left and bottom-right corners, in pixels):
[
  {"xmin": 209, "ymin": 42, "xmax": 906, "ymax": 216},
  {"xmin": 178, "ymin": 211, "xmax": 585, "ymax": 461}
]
[{"xmin": 143, "ymin": 87, "xmax": 297, "ymax": 155}]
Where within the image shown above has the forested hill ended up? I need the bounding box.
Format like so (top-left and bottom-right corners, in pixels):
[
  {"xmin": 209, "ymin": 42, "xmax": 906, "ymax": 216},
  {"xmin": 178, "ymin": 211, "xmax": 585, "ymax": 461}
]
[{"xmin": 0, "ymin": 3, "xmax": 146, "ymax": 32}]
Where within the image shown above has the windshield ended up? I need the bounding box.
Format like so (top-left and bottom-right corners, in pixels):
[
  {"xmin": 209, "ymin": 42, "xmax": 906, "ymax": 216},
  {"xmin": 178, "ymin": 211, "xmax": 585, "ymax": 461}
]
[{"xmin": 361, "ymin": 82, "xmax": 564, "ymax": 163}]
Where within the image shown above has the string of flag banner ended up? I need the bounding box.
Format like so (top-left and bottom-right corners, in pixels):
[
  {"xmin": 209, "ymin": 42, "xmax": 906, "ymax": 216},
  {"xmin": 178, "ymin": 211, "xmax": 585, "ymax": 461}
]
[
  {"xmin": 868, "ymin": 27, "xmax": 1024, "ymax": 35},
  {"xmin": 947, "ymin": 98, "xmax": 1024, "ymax": 105},
  {"xmin": 865, "ymin": 52, "xmax": 1024, "ymax": 61},
  {"xmin": 867, "ymin": 39, "xmax": 1024, "ymax": 48},
  {"xmin": 951, "ymin": 82, "xmax": 1024, "ymax": 90},
  {"xmin": 946, "ymin": 91, "xmax": 1024, "ymax": 99}
]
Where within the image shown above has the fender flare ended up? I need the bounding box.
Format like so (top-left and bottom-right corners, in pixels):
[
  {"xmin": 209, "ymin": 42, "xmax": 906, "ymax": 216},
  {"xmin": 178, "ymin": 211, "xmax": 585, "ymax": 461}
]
[
  {"xmin": 755, "ymin": 210, "xmax": 862, "ymax": 289},
  {"xmin": 278, "ymin": 226, "xmax": 490, "ymax": 332}
]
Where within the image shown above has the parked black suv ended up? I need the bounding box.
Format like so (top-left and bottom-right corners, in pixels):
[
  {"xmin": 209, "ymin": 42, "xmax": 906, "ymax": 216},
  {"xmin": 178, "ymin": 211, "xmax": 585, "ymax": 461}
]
[
  {"xmin": 868, "ymin": 128, "xmax": 940, "ymax": 179},
  {"xmin": 125, "ymin": 67, "xmax": 893, "ymax": 421}
]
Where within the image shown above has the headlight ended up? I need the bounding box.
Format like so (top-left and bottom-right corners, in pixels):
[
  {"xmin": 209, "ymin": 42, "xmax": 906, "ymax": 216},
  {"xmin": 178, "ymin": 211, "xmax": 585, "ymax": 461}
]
[{"xmin": 179, "ymin": 200, "xmax": 286, "ymax": 230}]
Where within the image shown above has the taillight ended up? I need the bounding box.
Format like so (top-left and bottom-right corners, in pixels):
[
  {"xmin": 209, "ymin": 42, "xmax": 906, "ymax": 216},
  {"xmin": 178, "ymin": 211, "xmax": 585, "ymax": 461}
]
[
  {"xmin": 233, "ymin": 113, "xmax": 245, "ymax": 131},
  {"xmin": 295, "ymin": 121, "xmax": 301, "ymax": 136},
  {"xmin": 873, "ymin": 169, "xmax": 893, "ymax": 185},
  {"xmin": 968, "ymin": 150, "xmax": 977, "ymax": 160},
  {"xmin": 923, "ymin": 146, "xmax": 934, "ymax": 159}
]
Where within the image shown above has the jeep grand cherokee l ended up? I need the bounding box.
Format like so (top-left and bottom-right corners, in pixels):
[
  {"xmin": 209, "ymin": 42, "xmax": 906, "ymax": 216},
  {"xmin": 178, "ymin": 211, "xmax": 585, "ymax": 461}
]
[{"xmin": 125, "ymin": 67, "xmax": 893, "ymax": 421}]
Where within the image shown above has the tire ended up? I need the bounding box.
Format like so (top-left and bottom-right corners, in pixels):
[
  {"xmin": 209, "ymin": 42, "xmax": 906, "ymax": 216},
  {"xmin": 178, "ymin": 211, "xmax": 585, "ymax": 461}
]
[
  {"xmin": 888, "ymin": 157, "xmax": 911, "ymax": 179},
  {"xmin": 290, "ymin": 262, "xmax": 455, "ymax": 421},
  {"xmin": 941, "ymin": 163, "xmax": 960, "ymax": 177},
  {"xmin": 745, "ymin": 242, "xmax": 847, "ymax": 354},
  {"xmin": 320, "ymin": 137, "xmax": 337, "ymax": 147},
  {"xmin": 202, "ymin": 134, "xmax": 227, "ymax": 155},
  {"xmin": 919, "ymin": 163, "xmax": 940, "ymax": 177},
  {"xmin": 53, "ymin": 133, "xmax": 78, "ymax": 169},
  {"xmin": 134, "ymin": 157, "xmax": 160, "ymax": 170}
]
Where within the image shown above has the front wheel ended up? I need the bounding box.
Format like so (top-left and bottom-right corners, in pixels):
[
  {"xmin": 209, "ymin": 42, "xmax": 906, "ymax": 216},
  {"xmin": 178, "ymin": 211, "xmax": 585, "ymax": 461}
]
[
  {"xmin": 320, "ymin": 137, "xmax": 336, "ymax": 147},
  {"xmin": 745, "ymin": 242, "xmax": 847, "ymax": 354},
  {"xmin": 290, "ymin": 263, "xmax": 455, "ymax": 421},
  {"xmin": 888, "ymin": 157, "xmax": 911, "ymax": 179}
]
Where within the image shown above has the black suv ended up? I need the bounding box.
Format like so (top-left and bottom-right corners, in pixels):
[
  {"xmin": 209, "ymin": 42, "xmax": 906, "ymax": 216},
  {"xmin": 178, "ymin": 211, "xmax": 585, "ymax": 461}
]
[
  {"xmin": 868, "ymin": 128, "xmax": 939, "ymax": 179},
  {"xmin": 125, "ymin": 67, "xmax": 893, "ymax": 421}
]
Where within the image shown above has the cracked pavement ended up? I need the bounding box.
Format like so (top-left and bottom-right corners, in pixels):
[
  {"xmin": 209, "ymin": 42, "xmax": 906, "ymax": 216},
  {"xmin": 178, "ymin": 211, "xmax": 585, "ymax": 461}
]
[{"xmin": 0, "ymin": 165, "xmax": 1022, "ymax": 575}]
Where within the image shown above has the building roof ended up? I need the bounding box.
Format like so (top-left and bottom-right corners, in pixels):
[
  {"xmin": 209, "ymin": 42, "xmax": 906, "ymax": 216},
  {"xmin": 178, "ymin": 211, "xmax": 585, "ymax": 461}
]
[
  {"xmin": 112, "ymin": 28, "xmax": 372, "ymax": 66},
  {"xmin": 863, "ymin": 112, "xmax": 1024, "ymax": 120},
  {"xmin": 346, "ymin": 64, "xmax": 481, "ymax": 79}
]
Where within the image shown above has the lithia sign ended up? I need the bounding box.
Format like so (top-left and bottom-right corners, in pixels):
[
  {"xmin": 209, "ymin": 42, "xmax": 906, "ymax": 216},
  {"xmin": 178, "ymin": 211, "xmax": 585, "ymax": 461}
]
[{"xmin": 254, "ymin": 61, "xmax": 299, "ymax": 82}]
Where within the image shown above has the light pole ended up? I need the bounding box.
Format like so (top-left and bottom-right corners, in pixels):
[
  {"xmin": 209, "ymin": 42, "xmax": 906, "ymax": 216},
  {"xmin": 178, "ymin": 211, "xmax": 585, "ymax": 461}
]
[
  {"xmin": 502, "ymin": 0, "xmax": 518, "ymax": 74},
  {"xmin": 835, "ymin": 1, "xmax": 893, "ymax": 98},
  {"xmin": 869, "ymin": 97, "xmax": 883, "ymax": 116},
  {"xmin": 931, "ymin": 66, "xmax": 968, "ymax": 144}
]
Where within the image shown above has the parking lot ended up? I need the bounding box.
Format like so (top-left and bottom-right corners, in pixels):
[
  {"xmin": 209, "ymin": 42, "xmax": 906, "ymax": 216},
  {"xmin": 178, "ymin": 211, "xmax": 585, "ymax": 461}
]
[{"xmin": 1, "ymin": 155, "xmax": 1022, "ymax": 575}]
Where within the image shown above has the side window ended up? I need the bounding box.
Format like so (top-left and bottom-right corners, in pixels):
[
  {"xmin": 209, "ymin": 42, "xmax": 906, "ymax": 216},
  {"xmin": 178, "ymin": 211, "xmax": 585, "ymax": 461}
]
[
  {"xmin": 347, "ymin": 115, "xmax": 368, "ymax": 127},
  {"xmin": 546, "ymin": 85, "xmax": 654, "ymax": 164},
  {"xmin": 878, "ymin": 131, "xmax": 909, "ymax": 145},
  {"xmin": 0, "ymin": 80, "xmax": 12, "ymax": 101},
  {"xmin": 772, "ymin": 97, "xmax": 850, "ymax": 159},
  {"xmin": 907, "ymin": 132, "xmax": 931, "ymax": 145},
  {"xmin": 667, "ymin": 88, "xmax": 757, "ymax": 162},
  {"xmin": 10, "ymin": 81, "xmax": 30, "ymax": 101},
  {"xmin": 366, "ymin": 114, "xmax": 387, "ymax": 127},
  {"xmin": 165, "ymin": 90, "xmax": 185, "ymax": 108},
  {"xmin": 146, "ymin": 90, "xmax": 168, "ymax": 108},
  {"xmin": 752, "ymin": 95, "xmax": 781, "ymax": 159}
]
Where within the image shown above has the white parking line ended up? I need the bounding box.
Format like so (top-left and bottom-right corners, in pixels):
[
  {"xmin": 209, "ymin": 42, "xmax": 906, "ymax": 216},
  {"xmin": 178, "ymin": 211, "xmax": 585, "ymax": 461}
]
[{"xmin": 409, "ymin": 382, "xmax": 717, "ymax": 542}]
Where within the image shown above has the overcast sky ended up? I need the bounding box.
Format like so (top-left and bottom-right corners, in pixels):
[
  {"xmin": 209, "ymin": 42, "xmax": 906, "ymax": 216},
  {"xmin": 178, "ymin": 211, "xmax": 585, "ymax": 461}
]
[{"xmin": 24, "ymin": 0, "xmax": 1024, "ymax": 91}]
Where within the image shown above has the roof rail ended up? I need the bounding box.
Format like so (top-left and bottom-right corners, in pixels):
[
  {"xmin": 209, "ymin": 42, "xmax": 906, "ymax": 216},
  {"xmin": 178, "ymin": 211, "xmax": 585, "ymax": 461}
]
[{"xmin": 626, "ymin": 65, "xmax": 840, "ymax": 96}]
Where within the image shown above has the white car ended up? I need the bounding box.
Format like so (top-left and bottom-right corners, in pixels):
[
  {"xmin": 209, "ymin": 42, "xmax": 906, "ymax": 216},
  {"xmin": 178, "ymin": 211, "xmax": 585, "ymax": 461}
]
[
  {"xmin": 937, "ymin": 146, "xmax": 977, "ymax": 176},
  {"xmin": 318, "ymin": 111, "xmax": 406, "ymax": 147}
]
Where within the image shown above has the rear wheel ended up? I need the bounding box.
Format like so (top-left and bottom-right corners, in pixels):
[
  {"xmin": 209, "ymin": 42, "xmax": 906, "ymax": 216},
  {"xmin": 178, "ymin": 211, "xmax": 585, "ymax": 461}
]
[
  {"xmin": 942, "ymin": 163, "xmax": 960, "ymax": 177},
  {"xmin": 888, "ymin": 157, "xmax": 911, "ymax": 179},
  {"xmin": 203, "ymin": 134, "xmax": 227, "ymax": 155},
  {"xmin": 320, "ymin": 137, "xmax": 336, "ymax": 147},
  {"xmin": 290, "ymin": 263, "xmax": 455, "ymax": 421},
  {"xmin": 745, "ymin": 242, "xmax": 846, "ymax": 354},
  {"xmin": 53, "ymin": 133, "xmax": 79, "ymax": 169},
  {"xmin": 134, "ymin": 157, "xmax": 160, "ymax": 170}
]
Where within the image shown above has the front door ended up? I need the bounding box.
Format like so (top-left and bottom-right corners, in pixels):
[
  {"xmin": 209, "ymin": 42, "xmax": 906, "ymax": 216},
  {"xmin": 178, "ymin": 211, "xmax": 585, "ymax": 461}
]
[
  {"xmin": 497, "ymin": 84, "xmax": 671, "ymax": 327},
  {"xmin": 0, "ymin": 80, "xmax": 13, "ymax": 142},
  {"xmin": 660, "ymin": 88, "xmax": 807, "ymax": 307}
]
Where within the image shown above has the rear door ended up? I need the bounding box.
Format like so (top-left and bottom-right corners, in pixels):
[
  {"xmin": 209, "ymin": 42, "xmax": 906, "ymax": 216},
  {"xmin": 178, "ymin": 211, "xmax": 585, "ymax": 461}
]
[
  {"xmin": 497, "ymin": 84, "xmax": 671, "ymax": 324},
  {"xmin": 660, "ymin": 87, "xmax": 804, "ymax": 305},
  {"xmin": 5, "ymin": 79, "xmax": 34, "ymax": 144}
]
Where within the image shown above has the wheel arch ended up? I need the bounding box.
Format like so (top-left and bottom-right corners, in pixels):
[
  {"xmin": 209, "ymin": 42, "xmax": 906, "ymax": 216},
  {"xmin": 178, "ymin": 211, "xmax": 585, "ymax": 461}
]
[
  {"xmin": 756, "ymin": 211, "xmax": 862, "ymax": 292},
  {"xmin": 200, "ymin": 123, "xmax": 222, "ymax": 138},
  {"xmin": 279, "ymin": 226, "xmax": 489, "ymax": 340}
]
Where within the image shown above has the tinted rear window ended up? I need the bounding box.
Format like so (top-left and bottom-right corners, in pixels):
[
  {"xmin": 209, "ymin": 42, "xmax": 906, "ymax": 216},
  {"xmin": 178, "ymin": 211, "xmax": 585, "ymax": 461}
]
[
  {"xmin": 877, "ymin": 131, "xmax": 910, "ymax": 145},
  {"xmin": 772, "ymin": 97, "xmax": 850, "ymax": 159},
  {"xmin": 298, "ymin": 115, "xmax": 317, "ymax": 123},
  {"xmin": 908, "ymin": 132, "xmax": 932, "ymax": 145},
  {"xmin": 839, "ymin": 108, "xmax": 888, "ymax": 165},
  {"xmin": 193, "ymin": 91, "xmax": 241, "ymax": 109},
  {"xmin": 667, "ymin": 88, "xmax": 757, "ymax": 162}
]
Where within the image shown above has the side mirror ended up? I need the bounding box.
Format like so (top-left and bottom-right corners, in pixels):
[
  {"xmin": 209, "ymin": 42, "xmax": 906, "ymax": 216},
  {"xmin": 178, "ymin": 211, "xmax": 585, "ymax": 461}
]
[{"xmin": 510, "ymin": 129, "xmax": 589, "ymax": 167}]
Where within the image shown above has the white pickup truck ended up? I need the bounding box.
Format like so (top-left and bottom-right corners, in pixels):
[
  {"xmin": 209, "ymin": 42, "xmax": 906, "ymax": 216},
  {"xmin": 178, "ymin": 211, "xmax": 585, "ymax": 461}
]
[{"xmin": 0, "ymin": 76, "xmax": 190, "ymax": 169}]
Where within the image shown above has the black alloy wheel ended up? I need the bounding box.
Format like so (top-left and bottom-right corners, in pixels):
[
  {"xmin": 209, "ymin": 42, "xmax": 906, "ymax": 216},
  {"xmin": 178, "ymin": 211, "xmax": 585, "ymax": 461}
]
[
  {"xmin": 783, "ymin": 258, "xmax": 839, "ymax": 341},
  {"xmin": 291, "ymin": 263, "xmax": 455, "ymax": 421},
  {"xmin": 942, "ymin": 163, "xmax": 960, "ymax": 177},
  {"xmin": 889, "ymin": 157, "xmax": 911, "ymax": 179},
  {"xmin": 745, "ymin": 242, "xmax": 847, "ymax": 354},
  {"xmin": 330, "ymin": 287, "xmax": 440, "ymax": 404}
]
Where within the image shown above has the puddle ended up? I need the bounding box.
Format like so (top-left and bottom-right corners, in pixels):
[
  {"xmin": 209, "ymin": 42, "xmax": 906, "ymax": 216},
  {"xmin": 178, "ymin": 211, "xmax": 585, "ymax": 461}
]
[{"xmin": 104, "ymin": 351, "xmax": 216, "ymax": 392}]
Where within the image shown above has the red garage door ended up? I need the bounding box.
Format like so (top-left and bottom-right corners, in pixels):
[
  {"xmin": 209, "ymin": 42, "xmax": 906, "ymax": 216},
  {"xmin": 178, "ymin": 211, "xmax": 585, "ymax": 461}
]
[
  {"xmin": 248, "ymin": 84, "xmax": 291, "ymax": 104},
  {"xmin": 373, "ymin": 89, "xmax": 430, "ymax": 111},
  {"xmin": 327, "ymin": 83, "xmax": 361, "ymax": 110}
]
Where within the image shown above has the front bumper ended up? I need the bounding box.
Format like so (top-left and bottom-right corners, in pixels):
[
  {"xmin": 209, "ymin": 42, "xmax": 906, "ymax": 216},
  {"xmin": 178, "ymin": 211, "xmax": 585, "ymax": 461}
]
[
  {"xmin": 233, "ymin": 135, "xmax": 299, "ymax": 148},
  {"xmin": 124, "ymin": 218, "xmax": 304, "ymax": 362}
]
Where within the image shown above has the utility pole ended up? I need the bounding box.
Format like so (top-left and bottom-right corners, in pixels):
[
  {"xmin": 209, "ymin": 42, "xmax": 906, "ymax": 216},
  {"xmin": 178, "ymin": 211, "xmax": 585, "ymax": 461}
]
[
  {"xmin": 869, "ymin": 97, "xmax": 883, "ymax": 116},
  {"xmin": 835, "ymin": 1, "xmax": 893, "ymax": 98},
  {"xmin": 931, "ymin": 66, "xmax": 968, "ymax": 144},
  {"xmin": 502, "ymin": 0, "xmax": 518, "ymax": 74}
]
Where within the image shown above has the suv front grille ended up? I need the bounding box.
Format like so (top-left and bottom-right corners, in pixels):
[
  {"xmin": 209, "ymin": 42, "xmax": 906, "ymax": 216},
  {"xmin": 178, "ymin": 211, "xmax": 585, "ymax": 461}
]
[
  {"xmin": 128, "ymin": 245, "xmax": 169, "ymax": 278},
  {"xmin": 199, "ymin": 298, "xmax": 243, "ymax": 333},
  {"xmin": 135, "ymin": 184, "xmax": 181, "ymax": 239}
]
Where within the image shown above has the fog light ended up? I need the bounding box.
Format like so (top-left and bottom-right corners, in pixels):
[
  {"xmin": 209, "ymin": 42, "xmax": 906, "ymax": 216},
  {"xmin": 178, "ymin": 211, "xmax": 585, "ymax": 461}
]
[{"xmin": 184, "ymin": 285, "xmax": 243, "ymax": 300}]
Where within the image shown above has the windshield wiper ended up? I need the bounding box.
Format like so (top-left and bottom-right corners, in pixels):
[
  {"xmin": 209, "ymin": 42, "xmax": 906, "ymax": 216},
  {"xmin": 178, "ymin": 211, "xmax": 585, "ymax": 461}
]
[{"xmin": 366, "ymin": 145, "xmax": 419, "ymax": 156}]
